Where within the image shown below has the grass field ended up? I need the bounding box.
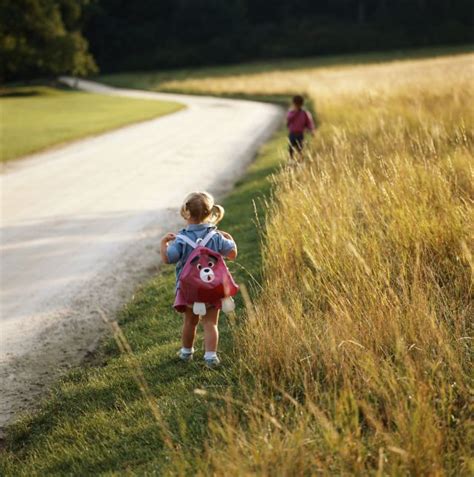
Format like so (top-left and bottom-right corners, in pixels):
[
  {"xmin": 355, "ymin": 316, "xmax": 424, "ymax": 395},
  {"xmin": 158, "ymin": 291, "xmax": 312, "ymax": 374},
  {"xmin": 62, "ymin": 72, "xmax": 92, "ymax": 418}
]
[
  {"xmin": 1, "ymin": 48, "xmax": 472, "ymax": 475},
  {"xmin": 0, "ymin": 86, "xmax": 183, "ymax": 162},
  {"xmin": 0, "ymin": 129, "xmax": 288, "ymax": 475},
  {"xmin": 155, "ymin": 51, "xmax": 474, "ymax": 475},
  {"xmin": 98, "ymin": 45, "xmax": 473, "ymax": 94}
]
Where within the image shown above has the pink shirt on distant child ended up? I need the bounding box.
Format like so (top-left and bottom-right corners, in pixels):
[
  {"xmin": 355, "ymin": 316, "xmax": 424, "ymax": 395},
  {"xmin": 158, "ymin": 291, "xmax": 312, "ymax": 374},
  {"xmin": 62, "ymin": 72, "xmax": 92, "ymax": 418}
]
[{"xmin": 287, "ymin": 109, "xmax": 315, "ymax": 134}]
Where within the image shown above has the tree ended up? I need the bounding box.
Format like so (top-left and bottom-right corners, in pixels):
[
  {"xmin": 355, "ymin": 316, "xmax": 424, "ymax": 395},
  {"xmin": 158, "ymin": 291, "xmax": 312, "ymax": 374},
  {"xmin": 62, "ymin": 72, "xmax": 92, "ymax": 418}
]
[{"xmin": 0, "ymin": 0, "xmax": 97, "ymax": 82}]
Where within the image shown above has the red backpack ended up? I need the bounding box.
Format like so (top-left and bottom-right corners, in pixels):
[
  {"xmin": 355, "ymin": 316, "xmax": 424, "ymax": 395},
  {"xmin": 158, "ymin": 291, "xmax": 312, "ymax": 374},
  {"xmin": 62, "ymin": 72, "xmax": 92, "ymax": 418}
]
[{"xmin": 177, "ymin": 230, "xmax": 239, "ymax": 315}]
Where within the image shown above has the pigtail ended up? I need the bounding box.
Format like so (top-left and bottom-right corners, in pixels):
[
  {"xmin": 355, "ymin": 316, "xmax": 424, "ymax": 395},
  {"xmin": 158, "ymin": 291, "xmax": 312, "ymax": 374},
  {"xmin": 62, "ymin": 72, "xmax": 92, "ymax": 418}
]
[
  {"xmin": 180, "ymin": 202, "xmax": 191, "ymax": 220},
  {"xmin": 210, "ymin": 204, "xmax": 225, "ymax": 224}
]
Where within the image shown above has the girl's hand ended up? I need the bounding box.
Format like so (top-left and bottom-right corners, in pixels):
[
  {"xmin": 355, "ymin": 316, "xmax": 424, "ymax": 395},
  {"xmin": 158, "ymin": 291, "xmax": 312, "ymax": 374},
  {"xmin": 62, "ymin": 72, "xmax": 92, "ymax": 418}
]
[
  {"xmin": 160, "ymin": 233, "xmax": 176, "ymax": 264},
  {"xmin": 226, "ymin": 248, "xmax": 237, "ymax": 261},
  {"xmin": 161, "ymin": 232, "xmax": 176, "ymax": 244}
]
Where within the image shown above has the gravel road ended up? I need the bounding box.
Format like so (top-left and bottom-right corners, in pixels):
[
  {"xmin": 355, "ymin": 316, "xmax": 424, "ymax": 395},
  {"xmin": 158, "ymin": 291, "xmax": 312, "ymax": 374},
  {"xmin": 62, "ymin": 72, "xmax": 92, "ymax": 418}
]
[{"xmin": 0, "ymin": 78, "xmax": 282, "ymax": 433}]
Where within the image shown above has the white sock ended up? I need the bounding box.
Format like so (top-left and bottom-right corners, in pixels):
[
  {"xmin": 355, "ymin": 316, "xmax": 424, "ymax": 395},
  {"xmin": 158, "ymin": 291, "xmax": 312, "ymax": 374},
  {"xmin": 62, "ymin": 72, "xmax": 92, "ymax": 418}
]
[
  {"xmin": 181, "ymin": 347, "xmax": 194, "ymax": 354},
  {"xmin": 204, "ymin": 351, "xmax": 217, "ymax": 360}
]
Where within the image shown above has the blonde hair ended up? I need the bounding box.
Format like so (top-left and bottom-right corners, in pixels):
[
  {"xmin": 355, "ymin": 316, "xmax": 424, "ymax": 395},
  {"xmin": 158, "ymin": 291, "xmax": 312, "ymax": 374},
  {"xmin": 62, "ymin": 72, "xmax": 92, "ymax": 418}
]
[{"xmin": 180, "ymin": 191, "xmax": 224, "ymax": 224}]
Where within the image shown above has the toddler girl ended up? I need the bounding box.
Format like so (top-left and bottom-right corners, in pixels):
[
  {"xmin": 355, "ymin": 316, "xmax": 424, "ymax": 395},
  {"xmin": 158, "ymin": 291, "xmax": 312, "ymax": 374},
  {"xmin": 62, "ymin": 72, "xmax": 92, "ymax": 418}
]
[{"xmin": 160, "ymin": 191, "xmax": 237, "ymax": 368}]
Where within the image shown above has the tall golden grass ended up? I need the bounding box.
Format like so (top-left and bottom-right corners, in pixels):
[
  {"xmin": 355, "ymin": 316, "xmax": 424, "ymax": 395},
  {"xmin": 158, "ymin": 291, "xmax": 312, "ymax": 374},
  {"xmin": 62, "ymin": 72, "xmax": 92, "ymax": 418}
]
[{"xmin": 173, "ymin": 54, "xmax": 473, "ymax": 475}]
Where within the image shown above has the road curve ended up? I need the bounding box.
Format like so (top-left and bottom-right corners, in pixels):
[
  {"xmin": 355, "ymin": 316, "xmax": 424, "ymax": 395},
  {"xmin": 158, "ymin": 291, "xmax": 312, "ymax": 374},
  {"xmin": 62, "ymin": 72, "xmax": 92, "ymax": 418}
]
[{"xmin": 0, "ymin": 78, "xmax": 283, "ymax": 431}]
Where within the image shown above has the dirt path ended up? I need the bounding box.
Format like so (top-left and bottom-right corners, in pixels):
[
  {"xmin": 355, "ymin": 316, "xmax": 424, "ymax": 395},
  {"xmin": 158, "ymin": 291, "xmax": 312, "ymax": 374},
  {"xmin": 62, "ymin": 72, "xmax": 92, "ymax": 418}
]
[{"xmin": 0, "ymin": 78, "xmax": 283, "ymax": 433}]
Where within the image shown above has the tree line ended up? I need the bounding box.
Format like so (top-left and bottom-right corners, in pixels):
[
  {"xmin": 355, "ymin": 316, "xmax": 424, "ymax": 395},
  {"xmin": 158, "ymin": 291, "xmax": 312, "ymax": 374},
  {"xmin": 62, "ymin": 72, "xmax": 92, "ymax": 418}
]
[{"xmin": 1, "ymin": 0, "xmax": 473, "ymax": 82}]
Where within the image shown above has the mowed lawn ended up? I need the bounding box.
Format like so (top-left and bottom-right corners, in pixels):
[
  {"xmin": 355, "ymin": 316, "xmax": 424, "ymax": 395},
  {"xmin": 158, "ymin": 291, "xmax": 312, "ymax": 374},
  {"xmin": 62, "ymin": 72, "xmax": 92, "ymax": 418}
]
[{"xmin": 0, "ymin": 86, "xmax": 183, "ymax": 162}]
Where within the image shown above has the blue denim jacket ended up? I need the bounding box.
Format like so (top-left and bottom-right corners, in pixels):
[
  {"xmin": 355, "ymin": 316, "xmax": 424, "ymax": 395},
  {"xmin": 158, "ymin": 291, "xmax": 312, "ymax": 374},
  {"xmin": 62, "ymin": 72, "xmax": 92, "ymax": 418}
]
[{"xmin": 167, "ymin": 223, "xmax": 236, "ymax": 288}]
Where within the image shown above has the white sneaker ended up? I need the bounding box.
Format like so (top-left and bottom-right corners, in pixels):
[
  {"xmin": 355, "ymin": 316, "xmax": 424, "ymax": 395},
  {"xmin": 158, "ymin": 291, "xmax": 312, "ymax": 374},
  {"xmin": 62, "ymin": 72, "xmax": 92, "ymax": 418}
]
[
  {"xmin": 177, "ymin": 350, "xmax": 193, "ymax": 362},
  {"xmin": 204, "ymin": 356, "xmax": 221, "ymax": 369}
]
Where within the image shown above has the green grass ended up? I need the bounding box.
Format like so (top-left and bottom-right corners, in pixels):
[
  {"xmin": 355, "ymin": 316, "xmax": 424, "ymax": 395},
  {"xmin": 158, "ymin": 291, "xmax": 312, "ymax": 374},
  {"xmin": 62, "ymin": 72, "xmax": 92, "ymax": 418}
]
[
  {"xmin": 0, "ymin": 86, "xmax": 183, "ymax": 162},
  {"xmin": 3, "ymin": 45, "xmax": 471, "ymax": 475},
  {"xmin": 0, "ymin": 131, "xmax": 288, "ymax": 476},
  {"xmin": 98, "ymin": 44, "xmax": 472, "ymax": 92}
]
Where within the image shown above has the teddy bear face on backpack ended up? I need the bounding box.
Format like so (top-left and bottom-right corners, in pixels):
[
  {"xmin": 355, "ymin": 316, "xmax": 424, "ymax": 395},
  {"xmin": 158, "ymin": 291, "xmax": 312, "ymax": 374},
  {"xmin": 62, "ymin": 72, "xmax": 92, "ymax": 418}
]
[{"xmin": 177, "ymin": 230, "xmax": 239, "ymax": 316}]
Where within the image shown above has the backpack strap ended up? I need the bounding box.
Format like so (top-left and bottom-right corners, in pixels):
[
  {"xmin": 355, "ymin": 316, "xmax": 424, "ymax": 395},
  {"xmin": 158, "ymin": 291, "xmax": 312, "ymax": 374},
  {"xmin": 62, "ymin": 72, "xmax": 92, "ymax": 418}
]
[
  {"xmin": 199, "ymin": 229, "xmax": 217, "ymax": 248},
  {"xmin": 176, "ymin": 229, "xmax": 216, "ymax": 249},
  {"xmin": 177, "ymin": 234, "xmax": 199, "ymax": 249}
]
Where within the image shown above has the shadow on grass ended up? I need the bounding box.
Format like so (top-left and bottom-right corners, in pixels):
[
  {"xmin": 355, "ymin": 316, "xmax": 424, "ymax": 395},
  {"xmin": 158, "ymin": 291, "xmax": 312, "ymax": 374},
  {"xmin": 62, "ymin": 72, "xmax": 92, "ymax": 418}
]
[{"xmin": 0, "ymin": 90, "xmax": 42, "ymax": 98}]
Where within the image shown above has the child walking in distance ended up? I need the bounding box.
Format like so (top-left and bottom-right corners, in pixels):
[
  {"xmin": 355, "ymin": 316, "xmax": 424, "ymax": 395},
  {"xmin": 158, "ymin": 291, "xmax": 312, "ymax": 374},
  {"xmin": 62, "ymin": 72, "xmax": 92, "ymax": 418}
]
[
  {"xmin": 287, "ymin": 95, "xmax": 315, "ymax": 159},
  {"xmin": 160, "ymin": 192, "xmax": 237, "ymax": 368}
]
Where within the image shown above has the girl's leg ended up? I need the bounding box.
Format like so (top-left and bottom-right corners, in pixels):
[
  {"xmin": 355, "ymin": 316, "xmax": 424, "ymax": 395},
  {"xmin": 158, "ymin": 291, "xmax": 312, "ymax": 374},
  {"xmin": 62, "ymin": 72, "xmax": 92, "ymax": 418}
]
[
  {"xmin": 201, "ymin": 307, "xmax": 220, "ymax": 352},
  {"xmin": 182, "ymin": 308, "xmax": 200, "ymax": 349},
  {"xmin": 288, "ymin": 134, "xmax": 295, "ymax": 159}
]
